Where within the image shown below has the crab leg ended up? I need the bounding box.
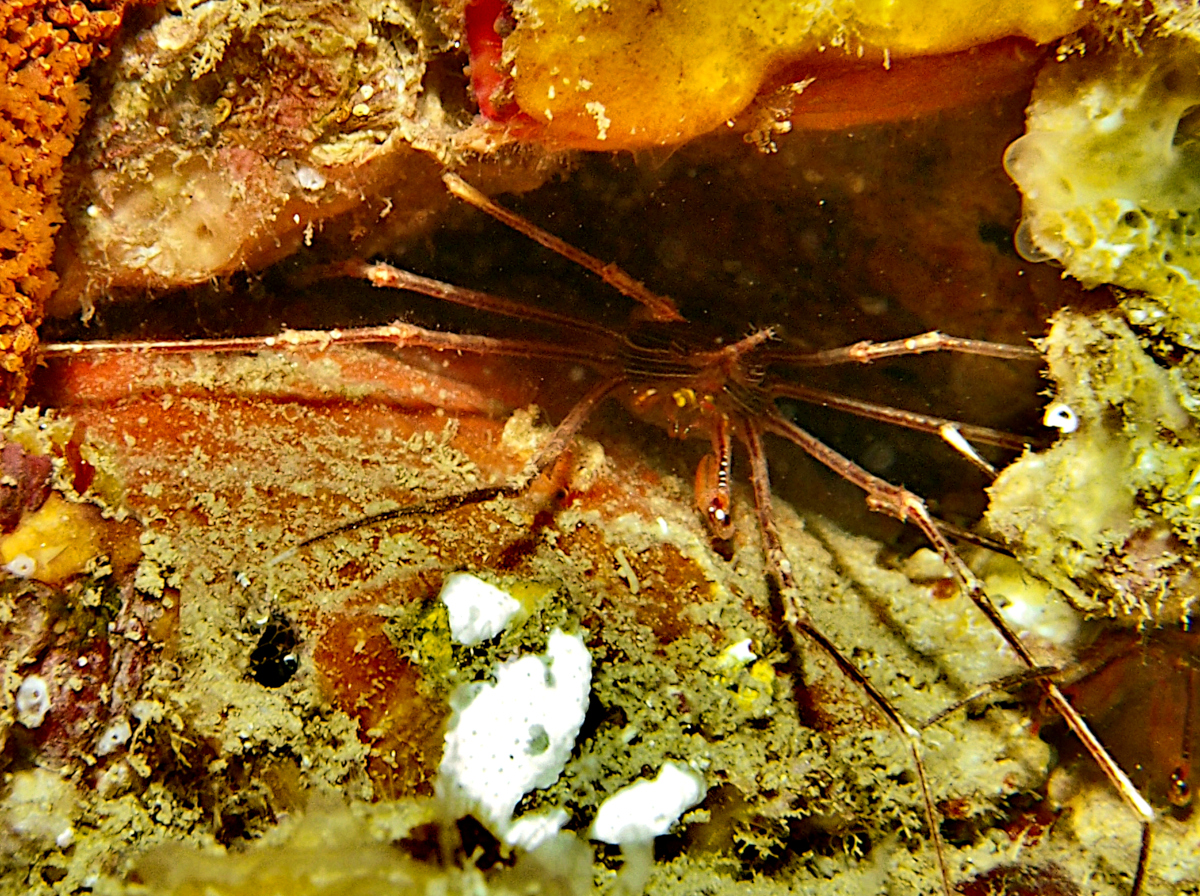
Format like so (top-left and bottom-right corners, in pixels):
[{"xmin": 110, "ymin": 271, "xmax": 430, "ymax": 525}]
[
  {"xmin": 760, "ymin": 409, "xmax": 1156, "ymax": 825},
  {"xmin": 443, "ymin": 173, "xmax": 684, "ymax": 323},
  {"xmin": 738, "ymin": 419, "xmax": 953, "ymax": 896},
  {"xmin": 765, "ymin": 330, "xmax": 1042, "ymax": 366},
  {"xmin": 341, "ymin": 258, "xmax": 625, "ymax": 340},
  {"xmin": 41, "ymin": 319, "xmax": 620, "ymax": 371},
  {"xmin": 769, "ymin": 382, "xmax": 1042, "ymax": 452}
]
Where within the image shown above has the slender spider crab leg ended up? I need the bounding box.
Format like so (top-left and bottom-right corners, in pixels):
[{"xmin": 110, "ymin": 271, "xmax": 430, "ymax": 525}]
[
  {"xmin": 42, "ymin": 319, "xmax": 614, "ymax": 368},
  {"xmin": 39, "ymin": 313, "xmax": 630, "ymax": 562},
  {"xmin": 769, "ymin": 381, "xmax": 1042, "ymax": 454},
  {"xmin": 341, "ymin": 258, "xmax": 627, "ymax": 340},
  {"xmin": 765, "ymin": 330, "xmax": 1043, "ymax": 366},
  {"xmin": 767, "ymin": 336, "xmax": 1049, "ymax": 478},
  {"xmin": 738, "ymin": 417, "xmax": 954, "ymax": 895},
  {"xmin": 443, "ymin": 173, "xmax": 684, "ymax": 324},
  {"xmin": 758, "ymin": 404, "xmax": 1156, "ymax": 889}
]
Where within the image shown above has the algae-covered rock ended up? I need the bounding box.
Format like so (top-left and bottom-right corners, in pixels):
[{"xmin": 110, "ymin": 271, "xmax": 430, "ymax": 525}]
[
  {"xmin": 1005, "ymin": 37, "xmax": 1200, "ymax": 347},
  {"xmin": 52, "ymin": 0, "xmax": 556, "ymax": 316},
  {"xmin": 986, "ymin": 309, "xmax": 1200, "ymax": 627},
  {"xmin": 4, "ymin": 346, "xmax": 1078, "ymax": 896}
]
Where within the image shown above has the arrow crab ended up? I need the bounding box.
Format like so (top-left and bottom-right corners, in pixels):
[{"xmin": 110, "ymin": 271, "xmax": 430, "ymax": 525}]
[{"xmin": 16, "ymin": 153, "xmax": 1165, "ymax": 893}]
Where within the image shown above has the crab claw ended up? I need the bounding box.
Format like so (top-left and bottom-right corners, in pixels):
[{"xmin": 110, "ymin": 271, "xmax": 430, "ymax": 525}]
[{"xmin": 695, "ymin": 450, "xmax": 735, "ymax": 542}]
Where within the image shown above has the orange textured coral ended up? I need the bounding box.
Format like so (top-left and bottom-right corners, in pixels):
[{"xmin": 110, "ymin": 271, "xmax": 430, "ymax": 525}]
[{"xmin": 0, "ymin": 0, "xmax": 130, "ymax": 406}]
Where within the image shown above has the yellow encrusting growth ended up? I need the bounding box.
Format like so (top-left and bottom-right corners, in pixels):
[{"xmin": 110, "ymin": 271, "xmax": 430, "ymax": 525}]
[
  {"xmin": 1, "ymin": 492, "xmax": 104, "ymax": 585},
  {"xmin": 1005, "ymin": 38, "xmax": 1200, "ymax": 347},
  {"xmin": 507, "ymin": 0, "xmax": 1085, "ymax": 148},
  {"xmin": 986, "ymin": 310, "xmax": 1200, "ymax": 627}
]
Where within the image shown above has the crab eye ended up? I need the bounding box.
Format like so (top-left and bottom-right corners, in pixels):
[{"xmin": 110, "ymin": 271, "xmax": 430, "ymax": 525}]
[{"xmin": 704, "ymin": 500, "xmax": 734, "ymax": 541}]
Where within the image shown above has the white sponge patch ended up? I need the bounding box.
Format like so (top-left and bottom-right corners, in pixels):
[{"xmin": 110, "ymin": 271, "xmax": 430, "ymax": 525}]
[
  {"xmin": 590, "ymin": 761, "xmax": 706, "ymax": 845},
  {"xmin": 440, "ymin": 572, "xmax": 521, "ymax": 645},
  {"xmin": 438, "ymin": 629, "xmax": 592, "ymax": 832}
]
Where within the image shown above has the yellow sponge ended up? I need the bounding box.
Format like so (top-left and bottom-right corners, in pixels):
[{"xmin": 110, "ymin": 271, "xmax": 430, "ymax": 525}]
[
  {"xmin": 1, "ymin": 493, "xmax": 104, "ymax": 586},
  {"xmin": 508, "ymin": 0, "xmax": 1085, "ymax": 148}
]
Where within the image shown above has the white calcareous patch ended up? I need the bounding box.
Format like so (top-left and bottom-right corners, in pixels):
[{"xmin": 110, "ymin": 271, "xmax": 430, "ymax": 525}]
[
  {"xmin": 15, "ymin": 675, "xmax": 51, "ymax": 728},
  {"xmin": 295, "ymin": 165, "xmax": 326, "ymax": 191},
  {"xmin": 96, "ymin": 717, "xmax": 133, "ymax": 757},
  {"xmin": 503, "ymin": 809, "xmax": 569, "ymax": 850},
  {"xmin": 4, "ymin": 553, "xmax": 36, "ymax": 578},
  {"xmin": 439, "ymin": 572, "xmax": 521, "ymax": 645},
  {"xmin": 590, "ymin": 761, "xmax": 707, "ymax": 845},
  {"xmin": 716, "ymin": 638, "xmax": 756, "ymax": 668},
  {"xmin": 1043, "ymin": 402, "xmax": 1078, "ymax": 433}
]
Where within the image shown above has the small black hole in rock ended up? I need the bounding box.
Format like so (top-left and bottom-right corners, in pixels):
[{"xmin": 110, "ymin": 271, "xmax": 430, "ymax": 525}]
[
  {"xmin": 40, "ymin": 865, "xmax": 68, "ymax": 885},
  {"xmin": 249, "ymin": 614, "xmax": 300, "ymax": 687}
]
